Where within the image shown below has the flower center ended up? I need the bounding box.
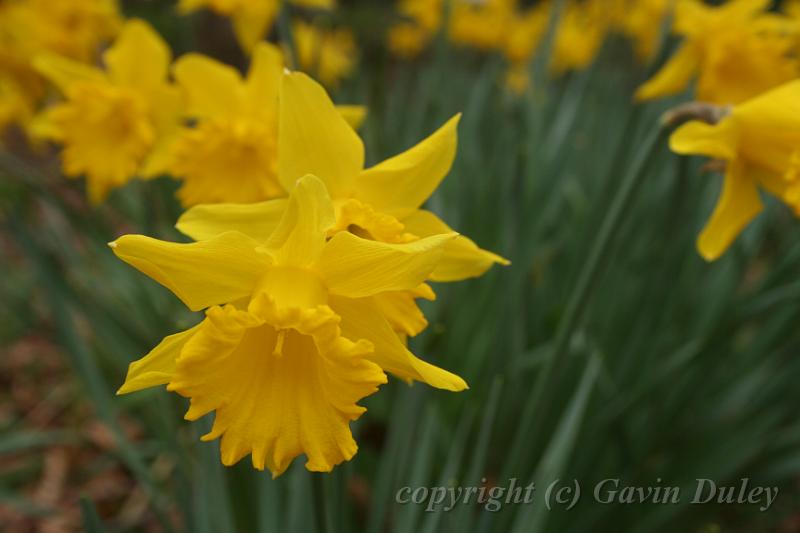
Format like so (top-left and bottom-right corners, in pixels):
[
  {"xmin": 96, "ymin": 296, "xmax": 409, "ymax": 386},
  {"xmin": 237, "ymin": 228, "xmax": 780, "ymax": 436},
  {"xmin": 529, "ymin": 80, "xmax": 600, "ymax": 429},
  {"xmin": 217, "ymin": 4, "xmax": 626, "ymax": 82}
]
[
  {"xmin": 330, "ymin": 198, "xmax": 417, "ymax": 243},
  {"xmin": 171, "ymin": 117, "xmax": 282, "ymax": 205}
]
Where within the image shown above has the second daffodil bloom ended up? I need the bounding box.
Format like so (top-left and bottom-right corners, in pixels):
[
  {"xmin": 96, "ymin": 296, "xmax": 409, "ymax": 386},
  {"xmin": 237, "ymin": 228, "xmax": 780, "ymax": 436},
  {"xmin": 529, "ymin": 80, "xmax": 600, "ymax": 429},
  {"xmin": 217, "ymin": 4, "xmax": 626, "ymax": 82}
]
[
  {"xmin": 32, "ymin": 20, "xmax": 182, "ymax": 203},
  {"xmin": 112, "ymin": 175, "xmax": 466, "ymax": 476},
  {"xmin": 636, "ymin": 0, "xmax": 799, "ymax": 105},
  {"xmin": 176, "ymin": 71, "xmax": 509, "ymax": 288},
  {"xmin": 168, "ymin": 42, "xmax": 363, "ymax": 206},
  {"xmin": 670, "ymin": 81, "xmax": 800, "ymax": 261}
]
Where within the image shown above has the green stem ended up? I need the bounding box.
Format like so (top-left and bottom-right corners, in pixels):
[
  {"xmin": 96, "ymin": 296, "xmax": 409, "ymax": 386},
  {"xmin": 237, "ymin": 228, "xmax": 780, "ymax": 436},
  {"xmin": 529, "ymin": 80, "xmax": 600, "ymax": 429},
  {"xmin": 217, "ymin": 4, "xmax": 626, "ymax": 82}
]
[
  {"xmin": 312, "ymin": 474, "xmax": 327, "ymax": 533},
  {"xmin": 502, "ymin": 123, "xmax": 668, "ymax": 479}
]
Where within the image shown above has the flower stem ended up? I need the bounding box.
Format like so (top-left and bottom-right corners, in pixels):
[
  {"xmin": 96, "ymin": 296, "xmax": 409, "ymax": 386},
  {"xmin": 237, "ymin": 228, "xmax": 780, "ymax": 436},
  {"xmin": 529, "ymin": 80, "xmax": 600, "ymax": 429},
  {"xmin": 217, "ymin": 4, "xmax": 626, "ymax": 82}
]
[{"xmin": 503, "ymin": 123, "xmax": 668, "ymax": 479}]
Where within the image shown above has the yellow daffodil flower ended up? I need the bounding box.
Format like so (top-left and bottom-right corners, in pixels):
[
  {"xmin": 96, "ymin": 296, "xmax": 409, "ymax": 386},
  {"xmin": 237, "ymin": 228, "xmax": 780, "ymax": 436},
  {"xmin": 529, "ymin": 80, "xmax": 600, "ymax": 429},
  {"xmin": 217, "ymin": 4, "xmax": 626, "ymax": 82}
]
[
  {"xmin": 450, "ymin": 0, "xmax": 516, "ymax": 52},
  {"xmin": 31, "ymin": 20, "xmax": 182, "ymax": 204},
  {"xmin": 178, "ymin": 0, "xmax": 335, "ymax": 53},
  {"xmin": 636, "ymin": 0, "xmax": 799, "ymax": 105},
  {"xmin": 0, "ymin": 0, "xmax": 120, "ymax": 64},
  {"xmin": 168, "ymin": 42, "xmax": 364, "ymax": 206},
  {"xmin": 615, "ymin": 0, "xmax": 673, "ymax": 62},
  {"xmin": 291, "ymin": 20, "xmax": 357, "ymax": 89},
  {"xmin": 670, "ymin": 81, "xmax": 800, "ymax": 261},
  {"xmin": 388, "ymin": 0, "xmax": 444, "ymax": 58},
  {"xmin": 502, "ymin": 2, "xmax": 550, "ymax": 93},
  {"xmin": 176, "ymin": 71, "xmax": 509, "ymax": 285},
  {"xmin": 0, "ymin": 0, "xmax": 120, "ymax": 137},
  {"xmin": 550, "ymin": 0, "xmax": 611, "ymax": 75},
  {"xmin": 112, "ymin": 174, "xmax": 466, "ymax": 476}
]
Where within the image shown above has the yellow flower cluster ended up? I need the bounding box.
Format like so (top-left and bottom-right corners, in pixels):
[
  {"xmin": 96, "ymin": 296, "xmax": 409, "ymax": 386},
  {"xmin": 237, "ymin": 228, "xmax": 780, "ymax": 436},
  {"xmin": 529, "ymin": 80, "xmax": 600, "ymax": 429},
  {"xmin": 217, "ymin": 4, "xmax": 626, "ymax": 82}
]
[
  {"xmin": 0, "ymin": 0, "xmax": 121, "ymax": 139},
  {"xmin": 110, "ymin": 70, "xmax": 508, "ymax": 476},
  {"xmin": 652, "ymin": 1, "xmax": 800, "ymax": 261},
  {"xmin": 18, "ymin": 16, "xmax": 360, "ymax": 205},
  {"xmin": 4, "ymin": 8, "xmax": 507, "ymax": 474},
  {"xmin": 389, "ymin": 0, "xmax": 675, "ymax": 92}
]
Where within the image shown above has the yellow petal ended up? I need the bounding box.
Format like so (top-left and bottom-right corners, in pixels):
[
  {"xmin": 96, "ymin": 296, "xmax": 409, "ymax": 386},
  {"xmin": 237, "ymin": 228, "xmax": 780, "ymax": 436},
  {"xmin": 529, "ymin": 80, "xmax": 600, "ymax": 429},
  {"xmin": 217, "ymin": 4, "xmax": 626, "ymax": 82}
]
[
  {"xmin": 32, "ymin": 53, "xmax": 105, "ymax": 94},
  {"xmin": 330, "ymin": 295, "xmax": 467, "ymax": 391},
  {"xmin": 173, "ymin": 54, "xmax": 244, "ymax": 117},
  {"xmin": 317, "ymin": 231, "xmax": 456, "ymax": 298},
  {"xmin": 634, "ymin": 44, "xmax": 698, "ymax": 102},
  {"xmin": 110, "ymin": 232, "xmax": 270, "ymax": 311},
  {"xmin": 401, "ymin": 209, "xmax": 509, "ymax": 281},
  {"xmin": 28, "ymin": 108, "xmax": 64, "ymax": 141},
  {"xmin": 697, "ymin": 161, "xmax": 763, "ymax": 261},
  {"xmin": 278, "ymin": 72, "xmax": 364, "ymax": 197},
  {"xmin": 117, "ymin": 323, "xmax": 202, "ymax": 394},
  {"xmin": 231, "ymin": 3, "xmax": 279, "ymax": 53},
  {"xmin": 244, "ymin": 42, "xmax": 283, "ymax": 115},
  {"xmin": 669, "ymin": 118, "xmax": 738, "ymax": 161},
  {"xmin": 356, "ymin": 114, "xmax": 460, "ymax": 218},
  {"xmin": 265, "ymin": 175, "xmax": 336, "ymax": 266},
  {"xmin": 104, "ymin": 19, "xmax": 171, "ymax": 94},
  {"xmin": 336, "ymin": 105, "xmax": 367, "ymax": 130},
  {"xmin": 176, "ymin": 199, "xmax": 288, "ymax": 242},
  {"xmin": 372, "ymin": 289, "xmax": 430, "ymax": 337},
  {"xmin": 168, "ymin": 301, "xmax": 385, "ymax": 476}
]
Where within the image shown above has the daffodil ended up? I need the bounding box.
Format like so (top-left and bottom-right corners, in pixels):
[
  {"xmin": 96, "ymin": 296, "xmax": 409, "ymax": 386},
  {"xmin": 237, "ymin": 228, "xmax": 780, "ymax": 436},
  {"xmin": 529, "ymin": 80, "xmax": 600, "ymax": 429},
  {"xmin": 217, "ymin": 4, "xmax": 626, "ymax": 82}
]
[
  {"xmin": 388, "ymin": 0, "xmax": 443, "ymax": 58},
  {"xmin": 176, "ymin": 71, "xmax": 509, "ymax": 287},
  {"xmin": 168, "ymin": 42, "xmax": 364, "ymax": 206},
  {"xmin": 636, "ymin": 0, "xmax": 799, "ymax": 105},
  {"xmin": 502, "ymin": 2, "xmax": 550, "ymax": 93},
  {"xmin": 0, "ymin": 0, "xmax": 120, "ymax": 137},
  {"xmin": 450, "ymin": 0, "xmax": 516, "ymax": 52},
  {"xmin": 31, "ymin": 20, "xmax": 182, "ymax": 204},
  {"xmin": 614, "ymin": 0, "xmax": 673, "ymax": 62},
  {"xmin": 550, "ymin": 0, "xmax": 610, "ymax": 75},
  {"xmin": 291, "ymin": 20, "xmax": 357, "ymax": 89},
  {"xmin": 178, "ymin": 0, "xmax": 335, "ymax": 53},
  {"xmin": 670, "ymin": 81, "xmax": 800, "ymax": 261},
  {"xmin": 24, "ymin": 0, "xmax": 121, "ymax": 63},
  {"xmin": 112, "ymin": 174, "xmax": 466, "ymax": 476}
]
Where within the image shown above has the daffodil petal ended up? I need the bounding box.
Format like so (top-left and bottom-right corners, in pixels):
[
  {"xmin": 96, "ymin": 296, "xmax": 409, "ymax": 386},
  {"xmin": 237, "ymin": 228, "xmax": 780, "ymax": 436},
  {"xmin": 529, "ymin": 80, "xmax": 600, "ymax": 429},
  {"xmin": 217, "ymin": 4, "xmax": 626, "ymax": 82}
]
[
  {"xmin": 244, "ymin": 42, "xmax": 283, "ymax": 115},
  {"xmin": 174, "ymin": 54, "xmax": 244, "ymax": 117},
  {"xmin": 231, "ymin": 4, "xmax": 278, "ymax": 53},
  {"xmin": 697, "ymin": 161, "xmax": 763, "ymax": 261},
  {"xmin": 401, "ymin": 209, "xmax": 509, "ymax": 281},
  {"xmin": 318, "ymin": 231, "xmax": 456, "ymax": 298},
  {"xmin": 110, "ymin": 231, "xmax": 270, "ymax": 311},
  {"xmin": 265, "ymin": 175, "xmax": 335, "ymax": 266},
  {"xmin": 372, "ymin": 289, "xmax": 429, "ymax": 337},
  {"xmin": 356, "ymin": 115, "xmax": 460, "ymax": 217},
  {"xmin": 117, "ymin": 323, "xmax": 202, "ymax": 394},
  {"xmin": 634, "ymin": 44, "xmax": 698, "ymax": 102},
  {"xmin": 176, "ymin": 199, "xmax": 288, "ymax": 242},
  {"xmin": 104, "ymin": 19, "xmax": 170, "ymax": 94},
  {"xmin": 330, "ymin": 295, "xmax": 467, "ymax": 391},
  {"xmin": 336, "ymin": 105, "xmax": 367, "ymax": 130},
  {"xmin": 669, "ymin": 118, "xmax": 738, "ymax": 161},
  {"xmin": 278, "ymin": 72, "xmax": 364, "ymax": 197},
  {"xmin": 32, "ymin": 53, "xmax": 105, "ymax": 94}
]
